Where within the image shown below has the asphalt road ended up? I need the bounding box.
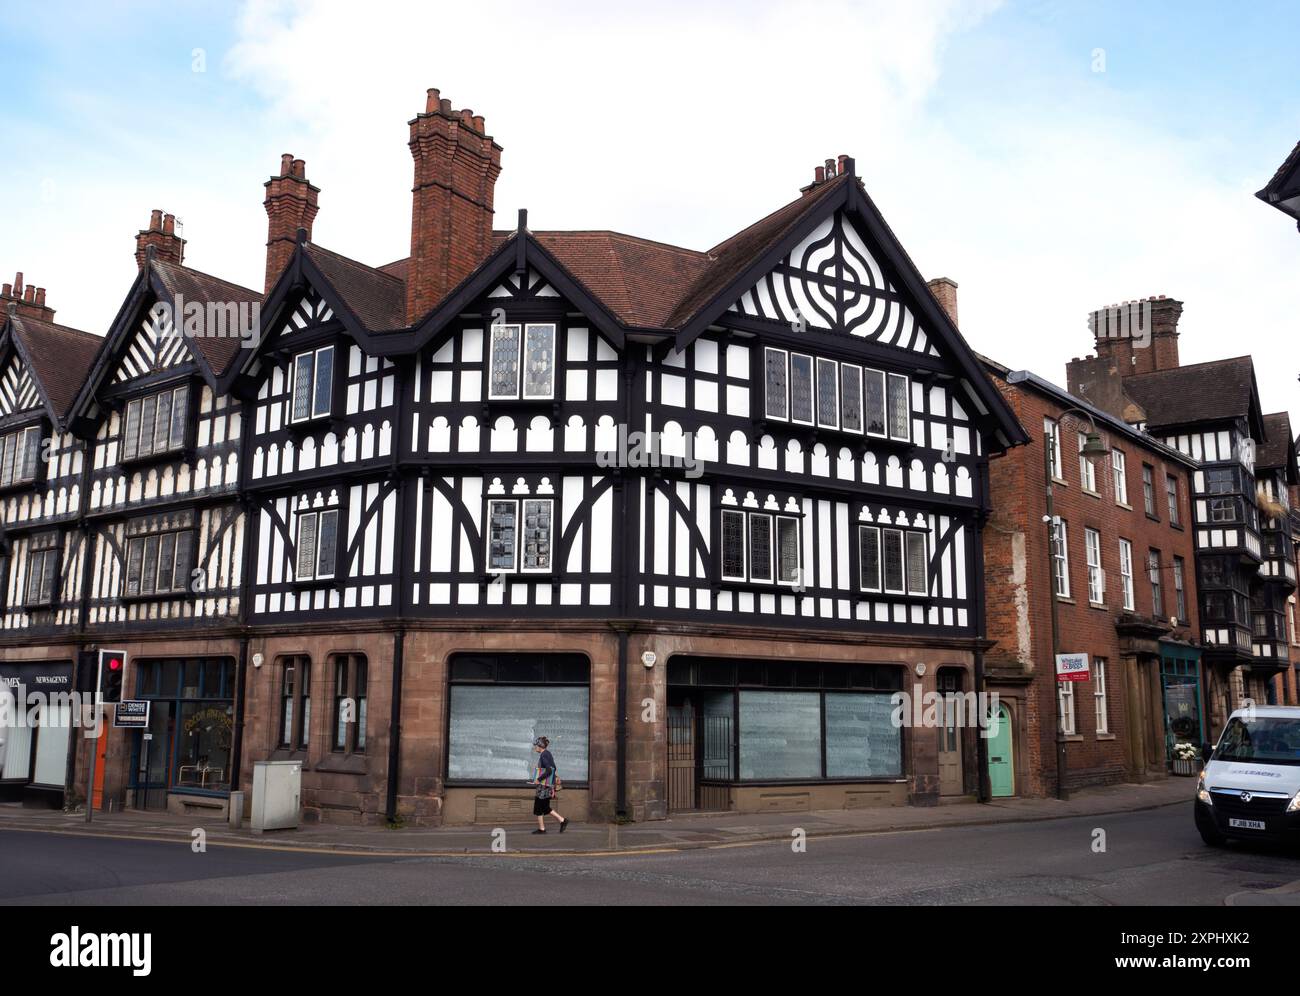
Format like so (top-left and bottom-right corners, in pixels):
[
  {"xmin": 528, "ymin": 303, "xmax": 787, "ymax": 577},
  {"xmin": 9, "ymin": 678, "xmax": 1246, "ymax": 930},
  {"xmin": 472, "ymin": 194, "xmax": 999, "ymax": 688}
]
[{"xmin": 2, "ymin": 803, "xmax": 1297, "ymax": 905}]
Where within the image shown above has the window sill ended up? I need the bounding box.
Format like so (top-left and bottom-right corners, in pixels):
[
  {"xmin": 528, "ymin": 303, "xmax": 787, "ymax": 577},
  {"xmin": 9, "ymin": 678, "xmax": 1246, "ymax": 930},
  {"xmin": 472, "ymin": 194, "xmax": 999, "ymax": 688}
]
[
  {"xmin": 1096, "ymin": 732, "xmax": 1117, "ymax": 742},
  {"xmin": 1116, "ymin": 502, "xmax": 1132, "ymax": 511},
  {"xmin": 286, "ymin": 413, "xmax": 344, "ymax": 436},
  {"xmin": 314, "ymin": 753, "xmax": 369, "ymax": 775},
  {"xmin": 0, "ymin": 479, "xmax": 40, "ymax": 496},
  {"xmin": 717, "ymin": 579, "xmax": 808, "ymax": 596},
  {"xmin": 1082, "ymin": 488, "xmax": 1101, "ymax": 499},
  {"xmin": 1055, "ymin": 595, "xmax": 1076, "ymax": 605},
  {"xmin": 1088, "ymin": 601, "xmax": 1108, "ymax": 610},
  {"xmin": 120, "ymin": 592, "xmax": 192, "ymax": 604},
  {"xmin": 754, "ymin": 418, "xmax": 912, "ymax": 452},
  {"xmin": 1145, "ymin": 513, "xmax": 1161, "ymax": 523},
  {"xmin": 291, "ymin": 578, "xmax": 340, "ymax": 592}
]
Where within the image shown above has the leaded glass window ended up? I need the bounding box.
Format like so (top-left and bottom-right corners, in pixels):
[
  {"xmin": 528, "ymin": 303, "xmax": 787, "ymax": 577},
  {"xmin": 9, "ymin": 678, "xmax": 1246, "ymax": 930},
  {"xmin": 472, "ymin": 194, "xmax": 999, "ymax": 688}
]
[
  {"xmin": 0, "ymin": 426, "xmax": 41, "ymax": 487},
  {"xmin": 290, "ymin": 345, "xmax": 334, "ymax": 423},
  {"xmin": 789, "ymin": 353, "xmax": 814, "ymax": 425},
  {"xmin": 521, "ymin": 499, "xmax": 553, "ymax": 572},
  {"xmin": 721, "ymin": 509, "xmax": 746, "ymax": 581},
  {"xmin": 522, "ymin": 324, "xmax": 556, "ymax": 400},
  {"xmin": 777, "ymin": 516, "xmax": 800, "ymax": 585},
  {"xmin": 815, "ymin": 357, "xmax": 838, "ymax": 429},
  {"xmin": 886, "ymin": 373, "xmax": 910, "ymax": 441},
  {"xmin": 863, "ymin": 369, "xmax": 886, "ymax": 436},
  {"xmin": 859, "ymin": 525, "xmax": 880, "ymax": 592},
  {"xmin": 749, "ymin": 513, "xmax": 773, "ymax": 582},
  {"xmin": 140, "ymin": 535, "xmax": 159, "ymax": 595},
  {"xmin": 24, "ymin": 535, "xmax": 59, "ymax": 606},
  {"xmin": 122, "ymin": 399, "xmax": 142, "ymax": 460},
  {"xmin": 840, "ymin": 364, "xmax": 863, "ymax": 433},
  {"xmin": 488, "ymin": 324, "xmax": 522, "ymax": 399},
  {"xmin": 295, "ymin": 512, "xmax": 318, "ymax": 581},
  {"xmin": 487, "ymin": 499, "xmax": 518, "ymax": 572},
  {"xmin": 292, "ymin": 352, "xmax": 314, "ymax": 421},
  {"xmin": 154, "ymin": 390, "xmax": 172, "ymax": 451},
  {"xmin": 906, "ymin": 531, "xmax": 928, "ymax": 596},
  {"xmin": 764, "ymin": 347, "xmax": 788, "ymax": 420},
  {"xmin": 293, "ymin": 508, "xmax": 339, "ymax": 582},
  {"xmin": 316, "ymin": 509, "xmax": 339, "ymax": 579},
  {"xmin": 882, "ymin": 528, "xmax": 905, "ymax": 594}
]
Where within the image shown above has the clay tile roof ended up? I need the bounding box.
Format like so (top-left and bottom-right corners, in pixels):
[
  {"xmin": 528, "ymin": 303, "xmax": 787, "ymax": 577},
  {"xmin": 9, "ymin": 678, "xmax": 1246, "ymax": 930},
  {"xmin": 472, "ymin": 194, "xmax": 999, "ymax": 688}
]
[
  {"xmin": 1258, "ymin": 411, "xmax": 1295, "ymax": 470},
  {"xmin": 1261, "ymin": 140, "xmax": 1300, "ymax": 195},
  {"xmin": 152, "ymin": 259, "xmax": 262, "ymax": 376},
  {"xmin": 8, "ymin": 313, "xmax": 103, "ymax": 419},
  {"xmin": 1122, "ymin": 356, "xmax": 1257, "ymax": 430},
  {"xmin": 305, "ymin": 244, "xmax": 406, "ymax": 331},
  {"xmin": 662, "ymin": 173, "xmax": 848, "ymax": 329}
]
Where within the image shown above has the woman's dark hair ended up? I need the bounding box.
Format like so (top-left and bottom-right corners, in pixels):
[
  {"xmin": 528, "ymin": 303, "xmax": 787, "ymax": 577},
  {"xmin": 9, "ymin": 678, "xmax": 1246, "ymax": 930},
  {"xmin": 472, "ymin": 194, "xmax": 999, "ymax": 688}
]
[{"xmin": 535, "ymin": 736, "xmax": 549, "ymax": 748}]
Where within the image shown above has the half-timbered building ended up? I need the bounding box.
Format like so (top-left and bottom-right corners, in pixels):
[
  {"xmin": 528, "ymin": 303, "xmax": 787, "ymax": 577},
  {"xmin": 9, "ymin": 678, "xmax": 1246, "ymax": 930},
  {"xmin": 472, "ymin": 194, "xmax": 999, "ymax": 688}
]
[{"xmin": 2, "ymin": 91, "xmax": 1028, "ymax": 824}]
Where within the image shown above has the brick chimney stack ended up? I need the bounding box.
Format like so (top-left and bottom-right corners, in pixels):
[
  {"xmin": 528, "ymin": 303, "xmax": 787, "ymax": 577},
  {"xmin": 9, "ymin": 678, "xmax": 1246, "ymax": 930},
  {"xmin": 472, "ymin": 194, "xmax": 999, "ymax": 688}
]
[
  {"xmin": 406, "ymin": 88, "xmax": 503, "ymax": 324},
  {"xmin": 135, "ymin": 210, "xmax": 186, "ymax": 269},
  {"xmin": 800, "ymin": 154, "xmax": 854, "ymax": 196},
  {"xmin": 1, "ymin": 272, "xmax": 56, "ymax": 323},
  {"xmin": 1088, "ymin": 295, "xmax": 1183, "ymax": 376},
  {"xmin": 926, "ymin": 277, "xmax": 959, "ymax": 327},
  {"xmin": 264, "ymin": 154, "xmax": 320, "ymax": 293}
]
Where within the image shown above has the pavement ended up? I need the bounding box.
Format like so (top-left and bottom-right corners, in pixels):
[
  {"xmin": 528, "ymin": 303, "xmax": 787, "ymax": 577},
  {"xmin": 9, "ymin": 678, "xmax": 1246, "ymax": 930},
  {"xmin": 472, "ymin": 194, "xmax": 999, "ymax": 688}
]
[{"xmin": 0, "ymin": 777, "xmax": 1200, "ymax": 857}]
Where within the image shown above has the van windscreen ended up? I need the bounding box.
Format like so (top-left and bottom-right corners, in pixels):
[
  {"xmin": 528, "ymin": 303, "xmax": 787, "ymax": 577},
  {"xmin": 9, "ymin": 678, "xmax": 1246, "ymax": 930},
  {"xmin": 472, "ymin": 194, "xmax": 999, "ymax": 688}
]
[{"xmin": 1214, "ymin": 717, "xmax": 1300, "ymax": 766}]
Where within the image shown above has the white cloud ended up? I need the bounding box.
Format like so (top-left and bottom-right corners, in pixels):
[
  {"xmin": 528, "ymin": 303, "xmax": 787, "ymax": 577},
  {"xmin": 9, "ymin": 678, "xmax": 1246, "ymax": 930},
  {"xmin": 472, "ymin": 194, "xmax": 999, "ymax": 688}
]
[{"xmin": 7, "ymin": 0, "xmax": 1296, "ymax": 429}]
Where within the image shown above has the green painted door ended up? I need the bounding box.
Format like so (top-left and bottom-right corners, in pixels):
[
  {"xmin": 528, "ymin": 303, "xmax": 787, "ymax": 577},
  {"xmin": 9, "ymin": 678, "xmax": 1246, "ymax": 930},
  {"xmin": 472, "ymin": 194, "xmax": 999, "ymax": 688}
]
[{"xmin": 987, "ymin": 703, "xmax": 1014, "ymax": 798}]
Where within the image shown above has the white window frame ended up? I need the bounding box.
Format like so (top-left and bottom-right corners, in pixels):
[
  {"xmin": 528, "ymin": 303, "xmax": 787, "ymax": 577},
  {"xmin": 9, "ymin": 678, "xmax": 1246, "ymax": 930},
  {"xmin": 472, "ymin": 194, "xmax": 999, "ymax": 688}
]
[
  {"xmin": 839, "ymin": 363, "xmax": 863, "ymax": 435},
  {"xmin": 1078, "ymin": 432, "xmax": 1097, "ymax": 492},
  {"xmin": 290, "ymin": 345, "xmax": 335, "ymax": 424},
  {"xmin": 886, "ymin": 372, "xmax": 911, "ymax": 443},
  {"xmin": 905, "ymin": 531, "xmax": 928, "ymax": 597},
  {"xmin": 1051, "ymin": 519, "xmax": 1070, "ymax": 598},
  {"xmin": 124, "ymin": 528, "xmax": 195, "ymax": 597},
  {"xmin": 1111, "ymin": 448, "xmax": 1128, "ymax": 506},
  {"xmin": 815, "ymin": 357, "xmax": 839, "ymax": 431},
  {"xmin": 881, "ymin": 527, "xmax": 906, "ymax": 596},
  {"xmin": 485, "ymin": 497, "xmax": 555, "ymax": 575},
  {"xmin": 1059, "ymin": 680, "xmax": 1076, "ymax": 736},
  {"xmin": 1085, "ymin": 527, "xmax": 1104, "ymax": 604},
  {"xmin": 788, "ymin": 353, "xmax": 815, "ymax": 427},
  {"xmin": 1094, "ymin": 659, "xmax": 1109, "ymax": 735},
  {"xmin": 518, "ymin": 497, "xmax": 555, "ymax": 573},
  {"xmin": 1173, "ymin": 556, "xmax": 1187, "ymax": 621},
  {"xmin": 295, "ymin": 507, "xmax": 340, "ymax": 582},
  {"xmin": 763, "ymin": 347, "xmax": 789, "ymax": 421},
  {"xmin": 1044, "ymin": 418, "xmax": 1064, "ymax": 480},
  {"xmin": 0, "ymin": 425, "xmax": 41, "ymax": 487},
  {"xmin": 720, "ymin": 508, "xmax": 748, "ymax": 583},
  {"xmin": 858, "ymin": 525, "xmax": 881, "ymax": 593},
  {"xmin": 1118, "ymin": 538, "xmax": 1135, "ymax": 611},
  {"xmin": 1165, "ymin": 473, "xmax": 1180, "ymax": 525},
  {"xmin": 122, "ymin": 384, "xmax": 189, "ymax": 460},
  {"xmin": 521, "ymin": 323, "xmax": 558, "ymax": 401},
  {"xmin": 775, "ymin": 515, "xmax": 801, "ymax": 587}
]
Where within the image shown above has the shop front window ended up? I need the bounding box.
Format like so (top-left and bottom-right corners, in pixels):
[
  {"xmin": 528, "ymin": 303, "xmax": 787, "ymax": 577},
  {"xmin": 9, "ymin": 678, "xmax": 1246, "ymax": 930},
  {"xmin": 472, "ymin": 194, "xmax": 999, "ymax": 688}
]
[
  {"xmin": 131, "ymin": 657, "xmax": 235, "ymax": 798},
  {"xmin": 446, "ymin": 654, "xmax": 590, "ymax": 783}
]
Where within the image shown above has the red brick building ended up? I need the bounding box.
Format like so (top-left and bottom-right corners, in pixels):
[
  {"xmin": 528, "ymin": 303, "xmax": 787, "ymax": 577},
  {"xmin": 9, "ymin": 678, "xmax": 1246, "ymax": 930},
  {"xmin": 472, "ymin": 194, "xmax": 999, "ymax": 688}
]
[{"xmin": 981, "ymin": 359, "xmax": 1202, "ymax": 797}]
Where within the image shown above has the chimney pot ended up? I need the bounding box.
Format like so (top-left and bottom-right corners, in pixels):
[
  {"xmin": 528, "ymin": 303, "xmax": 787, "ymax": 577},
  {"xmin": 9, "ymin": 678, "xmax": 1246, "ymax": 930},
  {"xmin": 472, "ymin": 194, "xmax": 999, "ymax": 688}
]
[
  {"xmin": 1, "ymin": 284, "xmax": 9, "ymax": 297},
  {"xmin": 838, "ymin": 154, "xmax": 849, "ymax": 174},
  {"xmin": 472, "ymin": 115, "xmax": 485, "ymax": 132},
  {"xmin": 815, "ymin": 166, "xmax": 826, "ymax": 183},
  {"xmin": 13, "ymin": 272, "xmax": 23, "ymax": 295},
  {"xmin": 439, "ymin": 97, "xmax": 452, "ymax": 114},
  {"xmin": 825, "ymin": 158, "xmax": 836, "ymax": 177},
  {"xmin": 426, "ymin": 88, "xmax": 440, "ymax": 113},
  {"xmin": 163, "ymin": 213, "xmax": 175, "ymax": 235},
  {"xmin": 22, "ymin": 285, "xmax": 34, "ymax": 303},
  {"xmin": 149, "ymin": 209, "xmax": 163, "ymax": 231},
  {"xmin": 35, "ymin": 288, "xmax": 45, "ymax": 307}
]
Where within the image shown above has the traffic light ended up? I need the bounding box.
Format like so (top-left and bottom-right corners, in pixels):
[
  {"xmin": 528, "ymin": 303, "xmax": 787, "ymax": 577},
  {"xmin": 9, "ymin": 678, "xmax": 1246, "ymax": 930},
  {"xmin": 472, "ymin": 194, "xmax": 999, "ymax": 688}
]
[
  {"xmin": 99, "ymin": 649, "xmax": 127, "ymax": 703},
  {"xmin": 75, "ymin": 650, "xmax": 98, "ymax": 694}
]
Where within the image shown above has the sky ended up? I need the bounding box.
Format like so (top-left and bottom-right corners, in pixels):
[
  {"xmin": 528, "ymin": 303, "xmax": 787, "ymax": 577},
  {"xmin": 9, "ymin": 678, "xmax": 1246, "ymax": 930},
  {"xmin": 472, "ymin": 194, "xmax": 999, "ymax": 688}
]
[{"xmin": 1, "ymin": 0, "xmax": 1297, "ymax": 428}]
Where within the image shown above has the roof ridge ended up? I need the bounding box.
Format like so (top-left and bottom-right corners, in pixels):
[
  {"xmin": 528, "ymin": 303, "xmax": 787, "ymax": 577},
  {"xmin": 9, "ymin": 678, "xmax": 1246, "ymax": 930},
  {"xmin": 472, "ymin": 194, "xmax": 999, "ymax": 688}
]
[
  {"xmin": 706, "ymin": 172, "xmax": 847, "ymax": 256},
  {"xmin": 153, "ymin": 258, "xmax": 262, "ymax": 299},
  {"xmin": 11, "ymin": 312, "xmax": 102, "ymax": 343},
  {"xmin": 1124, "ymin": 354, "xmax": 1252, "ymax": 378},
  {"xmin": 307, "ymin": 243, "xmax": 405, "ymax": 286}
]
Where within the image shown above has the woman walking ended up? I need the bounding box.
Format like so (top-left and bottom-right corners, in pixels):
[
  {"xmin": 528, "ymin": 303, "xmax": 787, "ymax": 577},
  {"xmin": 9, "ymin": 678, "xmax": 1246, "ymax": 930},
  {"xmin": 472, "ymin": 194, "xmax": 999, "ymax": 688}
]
[{"xmin": 531, "ymin": 736, "xmax": 569, "ymax": 834}]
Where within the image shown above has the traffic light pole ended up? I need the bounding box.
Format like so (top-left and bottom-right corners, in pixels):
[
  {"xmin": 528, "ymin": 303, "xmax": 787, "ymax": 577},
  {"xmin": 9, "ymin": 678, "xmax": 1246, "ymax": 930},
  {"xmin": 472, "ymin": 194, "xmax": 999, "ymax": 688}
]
[{"xmin": 85, "ymin": 657, "xmax": 102, "ymax": 824}]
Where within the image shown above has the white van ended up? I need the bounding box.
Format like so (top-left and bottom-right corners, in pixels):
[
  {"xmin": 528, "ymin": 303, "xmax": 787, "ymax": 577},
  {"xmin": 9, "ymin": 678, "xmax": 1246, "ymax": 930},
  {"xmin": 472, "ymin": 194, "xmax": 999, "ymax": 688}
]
[{"xmin": 1194, "ymin": 705, "xmax": 1300, "ymax": 847}]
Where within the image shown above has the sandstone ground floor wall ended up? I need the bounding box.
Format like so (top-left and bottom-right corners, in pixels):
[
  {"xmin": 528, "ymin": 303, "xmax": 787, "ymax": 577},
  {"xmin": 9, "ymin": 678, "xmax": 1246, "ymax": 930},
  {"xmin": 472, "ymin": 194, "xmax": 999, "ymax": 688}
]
[{"xmin": 26, "ymin": 621, "xmax": 985, "ymax": 826}]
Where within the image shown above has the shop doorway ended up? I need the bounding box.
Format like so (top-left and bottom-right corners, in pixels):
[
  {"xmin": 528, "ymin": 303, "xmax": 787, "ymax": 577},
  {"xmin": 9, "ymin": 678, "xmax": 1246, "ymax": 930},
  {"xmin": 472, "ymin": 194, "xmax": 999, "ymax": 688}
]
[
  {"xmin": 666, "ymin": 689, "xmax": 731, "ymax": 813},
  {"xmin": 937, "ymin": 668, "xmax": 965, "ymax": 796},
  {"xmin": 133, "ymin": 701, "xmax": 173, "ymax": 811},
  {"xmin": 1160, "ymin": 656, "xmax": 1204, "ymax": 767},
  {"xmin": 987, "ymin": 703, "xmax": 1015, "ymax": 798}
]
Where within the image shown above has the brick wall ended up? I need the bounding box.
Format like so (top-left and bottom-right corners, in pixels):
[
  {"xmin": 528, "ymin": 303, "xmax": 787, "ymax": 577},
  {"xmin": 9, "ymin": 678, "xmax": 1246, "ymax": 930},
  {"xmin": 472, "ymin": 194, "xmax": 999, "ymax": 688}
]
[{"xmin": 984, "ymin": 371, "xmax": 1200, "ymax": 796}]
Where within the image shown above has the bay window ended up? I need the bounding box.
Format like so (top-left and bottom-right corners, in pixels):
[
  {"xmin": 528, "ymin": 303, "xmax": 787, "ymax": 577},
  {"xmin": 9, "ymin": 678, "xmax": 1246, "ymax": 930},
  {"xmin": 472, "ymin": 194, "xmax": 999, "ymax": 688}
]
[
  {"xmin": 122, "ymin": 384, "xmax": 189, "ymax": 461},
  {"xmin": 0, "ymin": 425, "xmax": 41, "ymax": 488},
  {"xmin": 290, "ymin": 345, "xmax": 334, "ymax": 423},
  {"xmin": 720, "ymin": 506, "xmax": 802, "ymax": 586},
  {"xmin": 124, "ymin": 526, "xmax": 195, "ymax": 597},
  {"xmin": 294, "ymin": 506, "xmax": 340, "ymax": 582},
  {"xmin": 488, "ymin": 322, "xmax": 556, "ymax": 400},
  {"xmin": 762, "ymin": 347, "xmax": 909, "ymax": 441},
  {"xmin": 486, "ymin": 497, "xmax": 553, "ymax": 573}
]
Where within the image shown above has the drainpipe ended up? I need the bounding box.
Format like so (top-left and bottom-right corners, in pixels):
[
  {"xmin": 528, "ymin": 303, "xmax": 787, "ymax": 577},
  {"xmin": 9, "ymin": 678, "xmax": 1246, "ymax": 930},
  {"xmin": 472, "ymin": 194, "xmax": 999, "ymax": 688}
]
[
  {"xmin": 973, "ymin": 458, "xmax": 992, "ymax": 803},
  {"xmin": 228, "ymin": 635, "xmax": 249, "ymax": 795},
  {"xmin": 615, "ymin": 625, "xmax": 628, "ymax": 821},
  {"xmin": 385, "ymin": 626, "xmax": 406, "ymax": 823}
]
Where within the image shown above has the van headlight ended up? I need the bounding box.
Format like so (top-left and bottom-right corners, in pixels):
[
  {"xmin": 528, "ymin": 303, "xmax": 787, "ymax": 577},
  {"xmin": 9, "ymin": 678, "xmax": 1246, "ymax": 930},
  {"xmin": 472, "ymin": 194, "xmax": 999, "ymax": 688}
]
[
  {"xmin": 1287, "ymin": 789, "xmax": 1300, "ymax": 814},
  {"xmin": 1197, "ymin": 771, "xmax": 1212, "ymax": 806}
]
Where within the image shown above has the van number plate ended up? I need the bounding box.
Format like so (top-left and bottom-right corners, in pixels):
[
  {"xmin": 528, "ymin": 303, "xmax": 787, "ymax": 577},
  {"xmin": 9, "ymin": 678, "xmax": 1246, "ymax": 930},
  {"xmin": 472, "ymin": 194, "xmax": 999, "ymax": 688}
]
[{"xmin": 1228, "ymin": 818, "xmax": 1266, "ymax": 830}]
